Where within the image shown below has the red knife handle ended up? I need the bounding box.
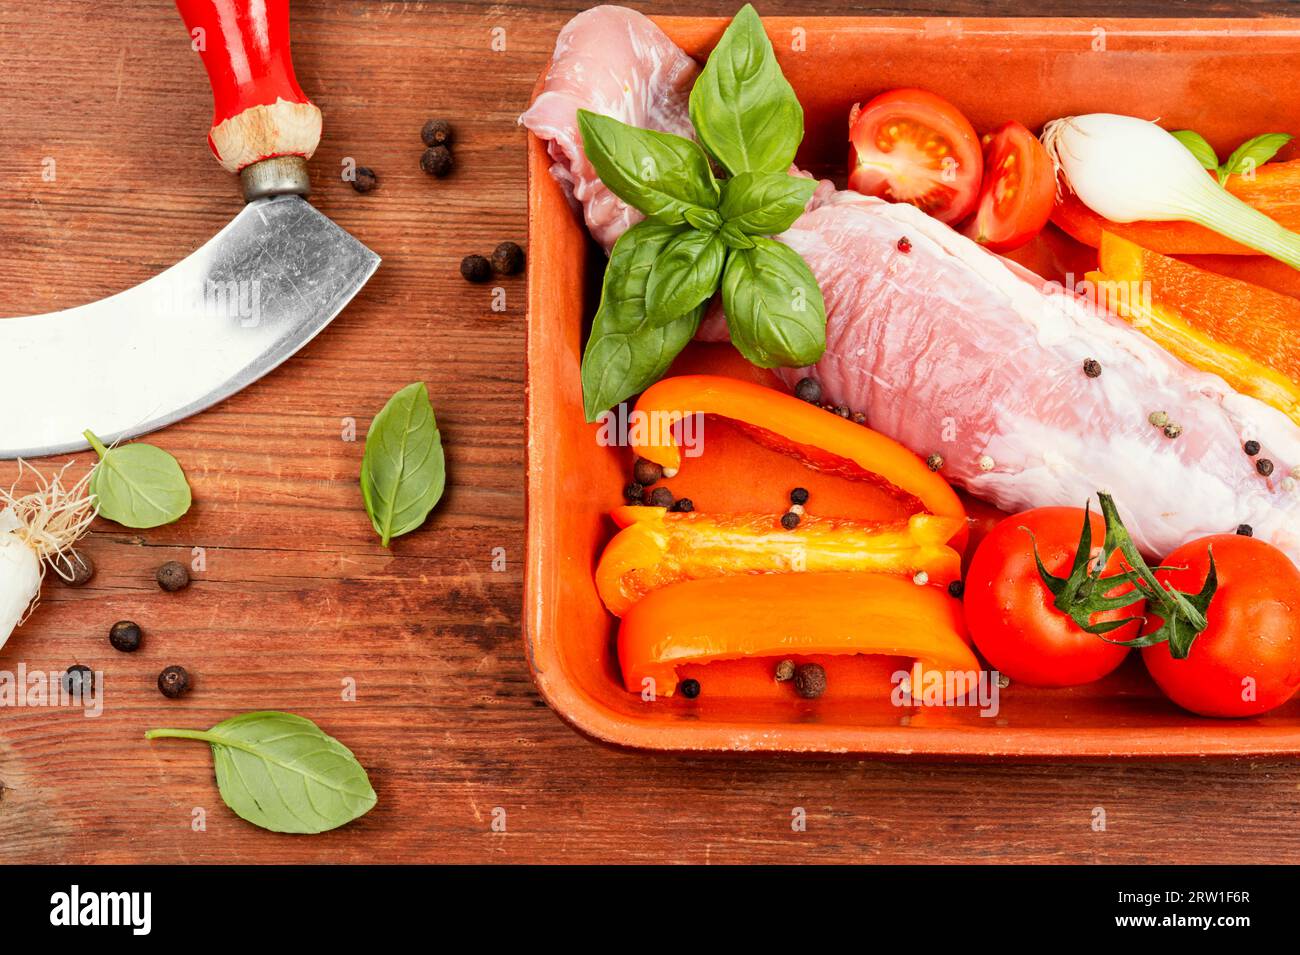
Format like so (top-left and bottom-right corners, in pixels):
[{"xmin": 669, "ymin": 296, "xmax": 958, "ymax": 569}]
[{"xmin": 175, "ymin": 0, "xmax": 321, "ymax": 178}]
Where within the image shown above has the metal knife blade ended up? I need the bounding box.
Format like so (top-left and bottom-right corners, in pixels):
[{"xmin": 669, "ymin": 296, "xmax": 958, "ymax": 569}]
[{"xmin": 0, "ymin": 195, "xmax": 379, "ymax": 459}]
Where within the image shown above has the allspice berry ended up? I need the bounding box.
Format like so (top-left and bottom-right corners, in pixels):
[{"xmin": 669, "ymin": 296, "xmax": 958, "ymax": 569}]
[
  {"xmin": 793, "ymin": 663, "xmax": 827, "ymax": 699},
  {"xmin": 350, "ymin": 166, "xmax": 378, "ymax": 193},
  {"xmin": 158, "ymin": 665, "xmax": 192, "ymax": 699},
  {"xmin": 774, "ymin": 659, "xmax": 796, "ymax": 683},
  {"xmin": 109, "ymin": 620, "xmax": 143, "ymax": 653},
  {"xmin": 633, "ymin": 457, "xmax": 663, "ymax": 487},
  {"xmin": 491, "ymin": 241, "xmax": 526, "ymax": 275},
  {"xmin": 156, "ymin": 560, "xmax": 191, "ymax": 592},
  {"xmin": 58, "ymin": 550, "xmax": 94, "ymax": 587},
  {"xmin": 420, "ymin": 118, "xmax": 454, "ymax": 148},
  {"xmin": 460, "ymin": 254, "xmax": 492, "ymax": 283},
  {"xmin": 420, "ymin": 145, "xmax": 454, "ymax": 178}
]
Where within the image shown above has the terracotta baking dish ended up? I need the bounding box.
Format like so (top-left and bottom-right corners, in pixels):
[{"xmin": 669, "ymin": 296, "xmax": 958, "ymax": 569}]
[{"xmin": 524, "ymin": 15, "xmax": 1300, "ymax": 757}]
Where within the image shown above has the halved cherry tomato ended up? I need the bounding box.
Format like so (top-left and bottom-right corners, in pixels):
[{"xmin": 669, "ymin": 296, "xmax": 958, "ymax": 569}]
[
  {"xmin": 962, "ymin": 121, "xmax": 1056, "ymax": 253},
  {"xmin": 1141, "ymin": 535, "xmax": 1300, "ymax": 718},
  {"xmin": 848, "ymin": 88, "xmax": 983, "ymax": 225}
]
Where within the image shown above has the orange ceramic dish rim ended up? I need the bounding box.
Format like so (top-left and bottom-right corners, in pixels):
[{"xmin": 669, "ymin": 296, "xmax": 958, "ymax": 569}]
[{"xmin": 524, "ymin": 15, "xmax": 1300, "ymax": 757}]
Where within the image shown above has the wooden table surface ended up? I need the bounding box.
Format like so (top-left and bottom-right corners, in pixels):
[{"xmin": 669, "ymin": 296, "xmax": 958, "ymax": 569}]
[{"xmin": 3, "ymin": 0, "xmax": 1300, "ymax": 865}]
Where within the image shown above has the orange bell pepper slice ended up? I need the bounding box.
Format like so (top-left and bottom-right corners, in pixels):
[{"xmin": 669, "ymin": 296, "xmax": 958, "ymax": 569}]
[
  {"xmin": 618, "ymin": 572, "xmax": 978, "ymax": 697},
  {"xmin": 628, "ymin": 375, "xmax": 965, "ymax": 530},
  {"xmin": 1090, "ymin": 231, "xmax": 1300, "ymax": 425},
  {"xmin": 1052, "ymin": 160, "xmax": 1300, "ymax": 255},
  {"xmin": 597, "ymin": 506, "xmax": 963, "ymax": 616}
]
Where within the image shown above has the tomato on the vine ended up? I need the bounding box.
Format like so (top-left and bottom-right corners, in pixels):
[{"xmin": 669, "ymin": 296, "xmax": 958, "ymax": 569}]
[
  {"xmin": 1141, "ymin": 535, "xmax": 1300, "ymax": 717},
  {"xmin": 963, "ymin": 507, "xmax": 1139, "ymax": 687}
]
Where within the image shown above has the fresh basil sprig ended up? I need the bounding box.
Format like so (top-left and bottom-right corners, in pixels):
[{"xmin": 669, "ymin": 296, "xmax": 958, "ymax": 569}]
[
  {"xmin": 1172, "ymin": 129, "xmax": 1293, "ymax": 185},
  {"xmin": 360, "ymin": 382, "xmax": 446, "ymax": 547},
  {"xmin": 146, "ymin": 711, "xmax": 377, "ymax": 834},
  {"xmin": 83, "ymin": 429, "xmax": 192, "ymax": 529},
  {"xmin": 576, "ymin": 3, "xmax": 826, "ymax": 421}
]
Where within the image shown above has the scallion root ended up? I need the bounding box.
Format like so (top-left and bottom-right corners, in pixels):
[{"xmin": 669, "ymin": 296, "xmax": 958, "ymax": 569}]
[{"xmin": 0, "ymin": 459, "xmax": 97, "ymax": 588}]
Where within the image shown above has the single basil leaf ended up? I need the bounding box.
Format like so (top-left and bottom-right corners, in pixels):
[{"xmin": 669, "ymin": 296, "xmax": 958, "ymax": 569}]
[
  {"xmin": 689, "ymin": 3, "xmax": 803, "ymax": 175},
  {"xmin": 83, "ymin": 429, "xmax": 192, "ymax": 529},
  {"xmin": 360, "ymin": 382, "xmax": 445, "ymax": 547},
  {"xmin": 645, "ymin": 229, "xmax": 727, "ymax": 328},
  {"xmin": 582, "ymin": 221, "xmax": 704, "ymax": 421},
  {"xmin": 577, "ymin": 110, "xmax": 720, "ymax": 223},
  {"xmin": 1219, "ymin": 132, "xmax": 1292, "ymax": 184},
  {"xmin": 721, "ymin": 237, "xmax": 826, "ymax": 368},
  {"xmin": 146, "ymin": 712, "xmax": 377, "ymax": 835},
  {"xmin": 1170, "ymin": 129, "xmax": 1218, "ymax": 171},
  {"xmin": 719, "ymin": 222, "xmax": 757, "ymax": 250},
  {"xmin": 720, "ymin": 171, "xmax": 816, "ymax": 236}
]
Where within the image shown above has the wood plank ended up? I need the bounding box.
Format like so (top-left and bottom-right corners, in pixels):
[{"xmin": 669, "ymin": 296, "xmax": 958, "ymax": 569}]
[{"xmin": 2, "ymin": 0, "xmax": 1299, "ymax": 864}]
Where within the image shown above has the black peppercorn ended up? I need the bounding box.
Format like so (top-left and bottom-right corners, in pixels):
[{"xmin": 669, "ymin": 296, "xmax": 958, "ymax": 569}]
[
  {"xmin": 794, "ymin": 377, "xmax": 822, "ymax": 404},
  {"xmin": 350, "ymin": 166, "xmax": 378, "ymax": 193},
  {"xmin": 491, "ymin": 241, "xmax": 526, "ymax": 275},
  {"xmin": 671, "ymin": 498, "xmax": 694, "ymax": 513},
  {"xmin": 948, "ymin": 580, "xmax": 965, "ymax": 599},
  {"xmin": 158, "ymin": 665, "xmax": 192, "ymax": 699},
  {"xmin": 1257, "ymin": 458, "xmax": 1275, "ymax": 477},
  {"xmin": 62, "ymin": 665, "xmax": 94, "ymax": 696},
  {"xmin": 1236, "ymin": 523, "xmax": 1254, "ymax": 537},
  {"xmin": 420, "ymin": 118, "xmax": 454, "ymax": 148},
  {"xmin": 649, "ymin": 487, "xmax": 674, "ymax": 508},
  {"xmin": 1244, "ymin": 440, "xmax": 1261, "ymax": 457},
  {"xmin": 780, "ymin": 511, "xmax": 800, "ymax": 530},
  {"xmin": 156, "ymin": 560, "xmax": 191, "ymax": 592},
  {"xmin": 57, "ymin": 550, "xmax": 94, "ymax": 587},
  {"xmin": 623, "ymin": 482, "xmax": 645, "ymax": 504},
  {"xmin": 109, "ymin": 620, "xmax": 143, "ymax": 653},
  {"xmin": 460, "ymin": 254, "xmax": 492, "ymax": 283},
  {"xmin": 793, "ymin": 663, "xmax": 827, "ymax": 699},
  {"xmin": 790, "ymin": 487, "xmax": 809, "ymax": 506},
  {"xmin": 1082, "ymin": 358, "xmax": 1102, "ymax": 378},
  {"xmin": 420, "ymin": 145, "xmax": 454, "ymax": 178},
  {"xmin": 633, "ymin": 457, "xmax": 662, "ymax": 487},
  {"xmin": 679, "ymin": 678, "xmax": 701, "ymax": 699},
  {"xmin": 834, "ymin": 405, "xmax": 851, "ymax": 418}
]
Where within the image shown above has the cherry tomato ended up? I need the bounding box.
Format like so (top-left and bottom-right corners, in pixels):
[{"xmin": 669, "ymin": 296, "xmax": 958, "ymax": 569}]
[
  {"xmin": 847, "ymin": 88, "xmax": 983, "ymax": 225},
  {"xmin": 961, "ymin": 121, "xmax": 1057, "ymax": 253},
  {"xmin": 963, "ymin": 508, "xmax": 1138, "ymax": 687},
  {"xmin": 1141, "ymin": 535, "xmax": 1300, "ymax": 717}
]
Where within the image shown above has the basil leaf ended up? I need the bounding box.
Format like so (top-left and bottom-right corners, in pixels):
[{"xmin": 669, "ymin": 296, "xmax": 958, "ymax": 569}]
[
  {"xmin": 719, "ymin": 222, "xmax": 757, "ymax": 250},
  {"xmin": 146, "ymin": 712, "xmax": 377, "ymax": 835},
  {"xmin": 721, "ymin": 237, "xmax": 826, "ymax": 368},
  {"xmin": 83, "ymin": 429, "xmax": 191, "ymax": 529},
  {"xmin": 582, "ymin": 221, "xmax": 705, "ymax": 421},
  {"xmin": 576, "ymin": 110, "xmax": 720, "ymax": 223},
  {"xmin": 360, "ymin": 382, "xmax": 445, "ymax": 547},
  {"xmin": 645, "ymin": 229, "xmax": 727, "ymax": 328},
  {"xmin": 1170, "ymin": 129, "xmax": 1218, "ymax": 171},
  {"xmin": 720, "ymin": 171, "xmax": 816, "ymax": 236},
  {"xmin": 689, "ymin": 3, "xmax": 803, "ymax": 175},
  {"xmin": 1219, "ymin": 132, "xmax": 1292, "ymax": 184}
]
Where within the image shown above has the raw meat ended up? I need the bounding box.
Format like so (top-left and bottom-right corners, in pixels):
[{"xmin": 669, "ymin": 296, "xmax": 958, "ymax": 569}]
[
  {"xmin": 769, "ymin": 190, "xmax": 1300, "ymax": 562},
  {"xmin": 519, "ymin": 5, "xmax": 699, "ymax": 252}
]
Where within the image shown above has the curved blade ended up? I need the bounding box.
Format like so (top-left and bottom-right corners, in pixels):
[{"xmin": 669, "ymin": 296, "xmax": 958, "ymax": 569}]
[{"xmin": 0, "ymin": 195, "xmax": 379, "ymax": 459}]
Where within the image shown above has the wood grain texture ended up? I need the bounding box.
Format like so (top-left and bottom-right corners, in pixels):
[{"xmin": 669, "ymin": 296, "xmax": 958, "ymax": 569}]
[{"xmin": 3, "ymin": 0, "xmax": 1300, "ymax": 865}]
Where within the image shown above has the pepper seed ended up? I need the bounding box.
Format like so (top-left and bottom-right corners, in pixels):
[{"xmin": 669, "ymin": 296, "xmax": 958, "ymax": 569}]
[
  {"xmin": 926, "ymin": 454, "xmax": 944, "ymax": 472},
  {"xmin": 1236, "ymin": 524, "xmax": 1254, "ymax": 537},
  {"xmin": 349, "ymin": 166, "xmax": 378, "ymax": 193},
  {"xmin": 420, "ymin": 145, "xmax": 454, "ymax": 178},
  {"xmin": 56, "ymin": 550, "xmax": 94, "ymax": 587},
  {"xmin": 790, "ymin": 487, "xmax": 810, "ymax": 506},
  {"xmin": 109, "ymin": 620, "xmax": 143, "ymax": 653},
  {"xmin": 460, "ymin": 254, "xmax": 491, "ymax": 283},
  {"xmin": 622, "ymin": 482, "xmax": 644, "ymax": 504},
  {"xmin": 978, "ymin": 454, "xmax": 995, "ymax": 472},
  {"xmin": 780, "ymin": 511, "xmax": 800, "ymax": 530},
  {"xmin": 1244, "ymin": 440, "xmax": 1261, "ymax": 457},
  {"xmin": 156, "ymin": 560, "xmax": 191, "ymax": 592},
  {"xmin": 793, "ymin": 663, "xmax": 827, "ymax": 699},
  {"xmin": 1148, "ymin": 411, "xmax": 1169, "ymax": 428},
  {"xmin": 157, "ymin": 665, "xmax": 192, "ymax": 699},
  {"xmin": 1082, "ymin": 358, "xmax": 1102, "ymax": 378},
  {"xmin": 1257, "ymin": 458, "xmax": 1275, "ymax": 477},
  {"xmin": 649, "ymin": 487, "xmax": 674, "ymax": 508},
  {"xmin": 774, "ymin": 659, "xmax": 796, "ymax": 683},
  {"xmin": 679, "ymin": 678, "xmax": 701, "ymax": 699},
  {"xmin": 633, "ymin": 457, "xmax": 662, "ymax": 487},
  {"xmin": 1162, "ymin": 423, "xmax": 1183, "ymax": 439},
  {"xmin": 947, "ymin": 580, "xmax": 964, "ymax": 599}
]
